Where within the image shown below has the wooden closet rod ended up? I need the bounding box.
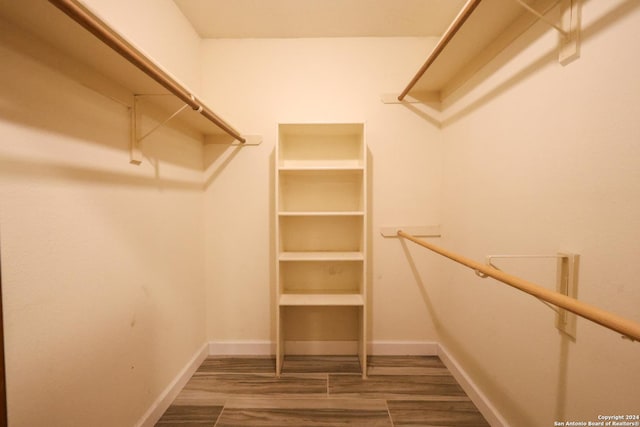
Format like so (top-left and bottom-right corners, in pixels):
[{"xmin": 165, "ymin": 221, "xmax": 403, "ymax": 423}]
[
  {"xmin": 48, "ymin": 0, "xmax": 246, "ymax": 143},
  {"xmin": 398, "ymin": 0, "xmax": 482, "ymax": 101},
  {"xmin": 398, "ymin": 230, "xmax": 640, "ymax": 342}
]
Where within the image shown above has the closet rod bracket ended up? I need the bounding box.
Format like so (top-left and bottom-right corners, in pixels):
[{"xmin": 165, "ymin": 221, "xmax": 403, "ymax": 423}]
[
  {"xmin": 130, "ymin": 94, "xmax": 190, "ymax": 165},
  {"xmin": 558, "ymin": 0, "xmax": 580, "ymax": 65},
  {"xmin": 512, "ymin": 0, "xmax": 568, "ymax": 37},
  {"xmin": 513, "ymin": 0, "xmax": 580, "ymax": 65},
  {"xmin": 479, "ymin": 252, "xmax": 580, "ymax": 338}
]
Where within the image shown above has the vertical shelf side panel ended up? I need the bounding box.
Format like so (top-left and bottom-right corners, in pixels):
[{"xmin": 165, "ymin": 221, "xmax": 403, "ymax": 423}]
[
  {"xmin": 360, "ymin": 124, "xmax": 367, "ymax": 378},
  {"xmin": 275, "ymin": 125, "xmax": 283, "ymax": 376}
]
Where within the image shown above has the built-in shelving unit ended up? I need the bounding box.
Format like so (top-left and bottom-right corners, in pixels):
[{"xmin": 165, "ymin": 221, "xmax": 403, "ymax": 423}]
[
  {"xmin": 0, "ymin": 0, "xmax": 260, "ymax": 159},
  {"xmin": 385, "ymin": 0, "xmax": 578, "ymax": 105},
  {"xmin": 276, "ymin": 123, "xmax": 367, "ymax": 378}
]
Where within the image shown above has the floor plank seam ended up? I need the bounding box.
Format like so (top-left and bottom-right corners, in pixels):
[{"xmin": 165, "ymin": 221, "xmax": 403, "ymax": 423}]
[
  {"xmin": 326, "ymin": 373, "xmax": 330, "ymax": 398},
  {"xmin": 212, "ymin": 405, "xmax": 225, "ymax": 427},
  {"xmin": 385, "ymin": 399, "xmax": 396, "ymax": 427}
]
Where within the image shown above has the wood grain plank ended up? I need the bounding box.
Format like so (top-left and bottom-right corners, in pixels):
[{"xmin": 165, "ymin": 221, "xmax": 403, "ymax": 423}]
[
  {"xmin": 329, "ymin": 374, "xmax": 467, "ymax": 399},
  {"xmin": 215, "ymin": 407, "xmax": 391, "ymax": 426},
  {"xmin": 387, "ymin": 400, "xmax": 490, "ymax": 426},
  {"xmin": 195, "ymin": 357, "xmax": 275, "ymax": 374},
  {"xmin": 178, "ymin": 373, "xmax": 327, "ymax": 401},
  {"xmin": 155, "ymin": 404, "xmax": 222, "ymax": 426}
]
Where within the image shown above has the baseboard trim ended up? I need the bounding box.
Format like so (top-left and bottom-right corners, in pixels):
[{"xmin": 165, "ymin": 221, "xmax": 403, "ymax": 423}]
[
  {"xmin": 285, "ymin": 340, "xmax": 358, "ymax": 354},
  {"xmin": 135, "ymin": 343, "xmax": 208, "ymax": 427},
  {"xmin": 369, "ymin": 341, "xmax": 439, "ymax": 355},
  {"xmin": 209, "ymin": 340, "xmax": 274, "ymax": 355},
  {"xmin": 207, "ymin": 340, "xmax": 440, "ymax": 356},
  {"xmin": 437, "ymin": 344, "xmax": 508, "ymax": 427}
]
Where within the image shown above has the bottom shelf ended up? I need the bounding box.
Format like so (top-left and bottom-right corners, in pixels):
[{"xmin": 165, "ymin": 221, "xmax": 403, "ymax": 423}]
[
  {"xmin": 279, "ymin": 293, "xmax": 364, "ymax": 306},
  {"xmin": 277, "ymin": 304, "xmax": 367, "ymax": 378}
]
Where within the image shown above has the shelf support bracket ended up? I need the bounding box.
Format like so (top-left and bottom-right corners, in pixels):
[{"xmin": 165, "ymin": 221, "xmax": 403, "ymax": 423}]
[
  {"xmin": 129, "ymin": 94, "xmax": 189, "ymax": 165},
  {"xmin": 512, "ymin": 0, "xmax": 580, "ymax": 65},
  {"xmin": 477, "ymin": 252, "xmax": 580, "ymax": 339},
  {"xmin": 558, "ymin": 0, "xmax": 580, "ymax": 65},
  {"xmin": 513, "ymin": 0, "xmax": 568, "ymax": 37}
]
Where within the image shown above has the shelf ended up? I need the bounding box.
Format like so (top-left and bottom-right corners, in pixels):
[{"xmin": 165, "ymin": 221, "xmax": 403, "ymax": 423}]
[
  {"xmin": 279, "ymin": 294, "xmax": 364, "ymax": 307},
  {"xmin": 0, "ymin": 0, "xmax": 254, "ymax": 142},
  {"xmin": 278, "ymin": 123, "xmax": 364, "ymax": 167},
  {"xmin": 278, "ymin": 211, "xmax": 364, "ymax": 217},
  {"xmin": 279, "ymin": 252, "xmax": 364, "ymax": 262},
  {"xmin": 278, "ymin": 161, "xmax": 364, "ymax": 170},
  {"xmin": 392, "ymin": 0, "xmax": 568, "ymax": 103},
  {"xmin": 278, "ymin": 169, "xmax": 364, "ymax": 212},
  {"xmin": 279, "ymin": 216, "xmax": 363, "ymax": 252},
  {"xmin": 280, "ymin": 260, "xmax": 362, "ymax": 295}
]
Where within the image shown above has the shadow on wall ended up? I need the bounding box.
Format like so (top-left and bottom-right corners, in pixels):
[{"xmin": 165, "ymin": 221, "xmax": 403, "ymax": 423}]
[
  {"xmin": 399, "ymin": 237, "xmax": 583, "ymax": 424},
  {"xmin": 0, "ymin": 18, "xmax": 247, "ymax": 190},
  {"xmin": 0, "ymin": 14, "xmax": 207, "ymax": 173},
  {"xmin": 398, "ymin": 238, "xmax": 576, "ymax": 425},
  {"xmin": 0, "ymin": 155, "xmax": 202, "ymax": 192},
  {"xmin": 399, "ymin": 0, "xmax": 640, "ymax": 128},
  {"xmin": 202, "ymin": 141, "xmax": 242, "ymax": 190}
]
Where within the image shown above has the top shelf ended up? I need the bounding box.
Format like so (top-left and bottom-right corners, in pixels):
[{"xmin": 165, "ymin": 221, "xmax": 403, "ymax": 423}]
[
  {"xmin": 396, "ymin": 0, "xmax": 563, "ymax": 102},
  {"xmin": 278, "ymin": 123, "xmax": 365, "ymax": 167},
  {"xmin": 0, "ymin": 0, "xmax": 249, "ymax": 142}
]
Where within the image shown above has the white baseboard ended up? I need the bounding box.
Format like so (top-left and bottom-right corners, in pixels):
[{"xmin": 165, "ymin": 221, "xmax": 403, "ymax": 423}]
[
  {"xmin": 209, "ymin": 340, "xmax": 274, "ymax": 355},
  {"xmin": 135, "ymin": 343, "xmax": 208, "ymax": 427},
  {"xmin": 369, "ymin": 341, "xmax": 439, "ymax": 355},
  {"xmin": 207, "ymin": 340, "xmax": 440, "ymax": 356},
  {"xmin": 437, "ymin": 344, "xmax": 508, "ymax": 427},
  {"xmin": 285, "ymin": 340, "xmax": 358, "ymax": 354}
]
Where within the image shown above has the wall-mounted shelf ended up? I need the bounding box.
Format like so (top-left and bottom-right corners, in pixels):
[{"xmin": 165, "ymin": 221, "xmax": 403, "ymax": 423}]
[
  {"xmin": 0, "ymin": 0, "xmax": 260, "ymax": 163},
  {"xmin": 383, "ymin": 0, "xmax": 579, "ymax": 106}
]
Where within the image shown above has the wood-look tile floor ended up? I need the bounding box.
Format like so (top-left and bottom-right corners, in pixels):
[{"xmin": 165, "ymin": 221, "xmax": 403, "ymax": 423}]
[{"xmin": 156, "ymin": 355, "xmax": 490, "ymax": 426}]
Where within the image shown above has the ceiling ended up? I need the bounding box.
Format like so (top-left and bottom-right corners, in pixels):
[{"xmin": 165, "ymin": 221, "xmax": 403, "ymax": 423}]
[{"xmin": 173, "ymin": 0, "xmax": 468, "ymax": 39}]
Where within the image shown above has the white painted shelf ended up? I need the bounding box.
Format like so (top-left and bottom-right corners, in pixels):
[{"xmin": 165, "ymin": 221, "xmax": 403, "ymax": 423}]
[
  {"xmin": 278, "ymin": 161, "xmax": 364, "ymax": 170},
  {"xmin": 278, "ymin": 252, "xmax": 364, "ymax": 262},
  {"xmin": 276, "ymin": 123, "xmax": 367, "ymax": 378},
  {"xmin": 391, "ymin": 0, "xmax": 573, "ymax": 103},
  {"xmin": 279, "ymin": 294, "xmax": 365, "ymax": 307},
  {"xmin": 278, "ymin": 211, "xmax": 364, "ymax": 217}
]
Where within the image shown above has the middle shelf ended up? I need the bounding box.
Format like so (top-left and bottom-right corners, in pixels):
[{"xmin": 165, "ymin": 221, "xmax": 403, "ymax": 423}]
[
  {"xmin": 279, "ymin": 294, "xmax": 365, "ymax": 307},
  {"xmin": 278, "ymin": 169, "xmax": 364, "ymax": 213}
]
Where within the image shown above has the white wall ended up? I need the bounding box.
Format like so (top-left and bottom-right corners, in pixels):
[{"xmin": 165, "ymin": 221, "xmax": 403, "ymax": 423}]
[
  {"xmin": 0, "ymin": 9, "xmax": 206, "ymax": 427},
  {"xmin": 199, "ymin": 37, "xmax": 444, "ymax": 347},
  {"xmin": 83, "ymin": 0, "xmax": 202, "ymax": 93},
  {"xmin": 434, "ymin": 1, "xmax": 640, "ymax": 425}
]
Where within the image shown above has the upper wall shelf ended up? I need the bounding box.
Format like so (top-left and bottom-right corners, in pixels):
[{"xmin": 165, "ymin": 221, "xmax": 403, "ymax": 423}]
[
  {"xmin": 0, "ymin": 0, "xmax": 260, "ymax": 147},
  {"xmin": 384, "ymin": 0, "xmax": 579, "ymax": 106}
]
